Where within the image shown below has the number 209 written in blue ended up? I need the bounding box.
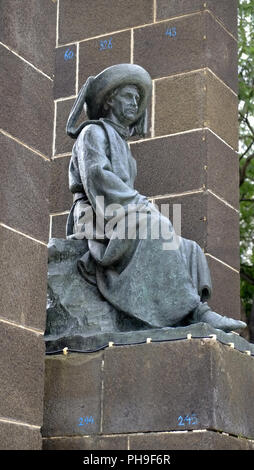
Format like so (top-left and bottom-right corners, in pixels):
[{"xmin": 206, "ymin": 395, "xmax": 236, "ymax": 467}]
[{"xmin": 78, "ymin": 416, "xmax": 94, "ymax": 426}]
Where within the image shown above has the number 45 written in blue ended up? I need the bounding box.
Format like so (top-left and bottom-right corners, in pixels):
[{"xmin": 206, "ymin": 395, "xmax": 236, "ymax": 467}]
[{"xmin": 166, "ymin": 27, "xmax": 176, "ymax": 37}]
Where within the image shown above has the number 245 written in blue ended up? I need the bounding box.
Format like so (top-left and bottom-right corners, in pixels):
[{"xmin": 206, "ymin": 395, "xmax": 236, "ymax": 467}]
[
  {"xmin": 178, "ymin": 414, "xmax": 198, "ymax": 426},
  {"xmin": 166, "ymin": 27, "xmax": 176, "ymax": 37}
]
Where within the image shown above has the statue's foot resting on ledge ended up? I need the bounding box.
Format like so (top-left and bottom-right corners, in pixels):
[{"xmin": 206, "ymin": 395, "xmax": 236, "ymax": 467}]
[{"xmin": 191, "ymin": 302, "xmax": 246, "ymax": 332}]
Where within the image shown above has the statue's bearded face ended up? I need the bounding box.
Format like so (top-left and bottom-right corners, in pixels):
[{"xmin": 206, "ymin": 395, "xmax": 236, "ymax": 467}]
[{"xmin": 106, "ymin": 85, "xmax": 140, "ymax": 125}]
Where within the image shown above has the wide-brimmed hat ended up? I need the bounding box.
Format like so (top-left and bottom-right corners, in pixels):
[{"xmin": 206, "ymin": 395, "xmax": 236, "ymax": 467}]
[{"xmin": 66, "ymin": 64, "xmax": 152, "ymax": 138}]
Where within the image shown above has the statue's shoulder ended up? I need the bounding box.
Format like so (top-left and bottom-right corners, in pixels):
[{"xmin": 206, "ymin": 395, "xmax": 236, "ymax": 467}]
[{"xmin": 79, "ymin": 121, "xmax": 107, "ymax": 144}]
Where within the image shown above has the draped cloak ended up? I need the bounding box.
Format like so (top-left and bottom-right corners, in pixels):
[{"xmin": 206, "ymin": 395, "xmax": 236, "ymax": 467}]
[{"xmin": 66, "ymin": 119, "xmax": 212, "ymax": 328}]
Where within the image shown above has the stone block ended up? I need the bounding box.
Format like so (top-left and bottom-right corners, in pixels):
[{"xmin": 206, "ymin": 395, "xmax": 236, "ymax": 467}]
[
  {"xmin": 154, "ymin": 69, "xmax": 238, "ymax": 150},
  {"xmin": 0, "ymin": 133, "xmax": 50, "ymax": 243},
  {"xmin": 42, "ymin": 352, "xmax": 103, "ymax": 437},
  {"xmin": 51, "ymin": 213, "xmax": 69, "ymax": 238},
  {"xmin": 0, "ymin": 45, "xmax": 53, "ymax": 157},
  {"xmin": 134, "ymin": 12, "xmax": 237, "ymax": 92},
  {"xmin": 58, "ymin": 0, "xmax": 154, "ymax": 44},
  {"xmin": 131, "ymin": 129, "xmax": 239, "ymax": 209},
  {"xmin": 206, "ymin": 255, "xmax": 240, "ymax": 319},
  {"xmin": 155, "ymin": 192, "xmax": 239, "ymax": 270},
  {"xmin": 43, "ymin": 435, "xmax": 128, "ymax": 450},
  {"xmin": 0, "ymin": 226, "xmax": 48, "ymax": 331},
  {"xmin": 156, "ymin": 0, "xmax": 237, "ymax": 38},
  {"xmin": 129, "ymin": 430, "xmax": 254, "ymax": 450},
  {"xmin": 0, "ymin": 321, "xmax": 45, "ymax": 426},
  {"xmin": 50, "ymin": 156, "xmax": 72, "ymax": 214},
  {"xmin": 0, "ymin": 0, "xmax": 56, "ymax": 77},
  {"xmin": 102, "ymin": 340, "xmax": 254, "ymax": 438},
  {"xmin": 0, "ymin": 421, "xmax": 42, "ymax": 450},
  {"xmin": 54, "ymin": 45, "xmax": 77, "ymax": 100},
  {"xmin": 79, "ymin": 30, "xmax": 131, "ymax": 87},
  {"xmin": 55, "ymin": 98, "xmax": 83, "ymax": 156},
  {"xmin": 205, "ymin": 130, "xmax": 239, "ymax": 210}
]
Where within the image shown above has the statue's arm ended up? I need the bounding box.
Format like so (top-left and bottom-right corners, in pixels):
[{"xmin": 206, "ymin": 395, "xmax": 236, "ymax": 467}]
[{"xmin": 77, "ymin": 124, "xmax": 148, "ymax": 216}]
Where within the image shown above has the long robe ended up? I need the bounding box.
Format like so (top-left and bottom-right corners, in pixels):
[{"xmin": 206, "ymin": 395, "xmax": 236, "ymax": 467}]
[{"xmin": 66, "ymin": 119, "xmax": 212, "ymax": 328}]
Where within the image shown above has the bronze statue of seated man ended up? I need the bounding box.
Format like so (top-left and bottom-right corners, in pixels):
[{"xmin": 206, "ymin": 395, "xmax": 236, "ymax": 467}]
[{"xmin": 62, "ymin": 63, "xmax": 245, "ymax": 334}]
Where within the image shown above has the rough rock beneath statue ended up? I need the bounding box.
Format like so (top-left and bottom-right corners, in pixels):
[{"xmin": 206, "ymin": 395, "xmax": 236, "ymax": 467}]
[
  {"xmin": 45, "ymin": 238, "xmax": 152, "ymax": 351},
  {"xmin": 45, "ymin": 238, "xmax": 254, "ymax": 355}
]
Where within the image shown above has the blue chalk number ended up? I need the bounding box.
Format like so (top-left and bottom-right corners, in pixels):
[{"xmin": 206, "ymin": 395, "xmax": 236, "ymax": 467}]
[{"xmin": 166, "ymin": 27, "xmax": 176, "ymax": 37}]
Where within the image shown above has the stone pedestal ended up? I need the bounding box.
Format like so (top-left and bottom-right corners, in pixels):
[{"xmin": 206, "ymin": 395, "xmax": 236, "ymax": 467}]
[{"xmin": 42, "ymin": 339, "xmax": 254, "ymax": 450}]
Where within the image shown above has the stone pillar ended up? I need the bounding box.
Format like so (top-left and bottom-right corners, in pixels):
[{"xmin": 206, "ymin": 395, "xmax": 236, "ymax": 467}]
[
  {"xmin": 0, "ymin": 0, "xmax": 55, "ymax": 449},
  {"xmin": 42, "ymin": 0, "xmax": 248, "ymax": 451}
]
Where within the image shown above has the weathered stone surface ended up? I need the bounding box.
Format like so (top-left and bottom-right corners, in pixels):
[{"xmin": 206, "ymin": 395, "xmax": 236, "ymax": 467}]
[
  {"xmin": 156, "ymin": 0, "xmax": 237, "ymax": 38},
  {"xmin": 134, "ymin": 12, "xmax": 237, "ymax": 92},
  {"xmin": 129, "ymin": 430, "xmax": 254, "ymax": 450},
  {"xmin": 0, "ymin": 0, "xmax": 56, "ymax": 77},
  {"xmin": 43, "ymin": 434, "xmax": 128, "ymax": 450},
  {"xmin": 54, "ymin": 98, "xmax": 85, "ymax": 156},
  {"xmin": 54, "ymin": 45, "xmax": 77, "ymax": 100},
  {"xmin": 206, "ymin": 255, "xmax": 240, "ymax": 320},
  {"xmin": 102, "ymin": 340, "xmax": 254, "ymax": 438},
  {"xmin": 0, "ymin": 133, "xmax": 50, "ymax": 243},
  {"xmin": 50, "ymin": 157, "xmax": 72, "ymax": 214},
  {"xmin": 0, "ymin": 225, "xmax": 48, "ymax": 331},
  {"xmin": 0, "ymin": 321, "xmax": 45, "ymax": 426},
  {"xmin": 45, "ymin": 238, "xmax": 121, "ymax": 351},
  {"xmin": 79, "ymin": 31, "xmax": 131, "ymax": 87},
  {"xmin": 0, "ymin": 44, "xmax": 53, "ymax": 157},
  {"xmin": 58, "ymin": 0, "xmax": 153, "ymax": 44},
  {"xmin": 0, "ymin": 421, "xmax": 42, "ymax": 450},
  {"xmin": 156, "ymin": 191, "xmax": 240, "ymax": 270},
  {"xmin": 155, "ymin": 69, "xmax": 238, "ymax": 150},
  {"xmin": 51, "ymin": 213, "xmax": 69, "ymax": 239},
  {"xmin": 42, "ymin": 352, "xmax": 103, "ymax": 437},
  {"xmin": 131, "ymin": 129, "xmax": 239, "ymax": 209}
]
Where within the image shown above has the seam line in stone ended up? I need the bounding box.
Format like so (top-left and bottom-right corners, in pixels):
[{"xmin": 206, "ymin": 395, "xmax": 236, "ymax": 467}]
[
  {"xmin": 52, "ymin": 100, "xmax": 57, "ymax": 158},
  {"xmin": 152, "ymin": 189, "xmax": 204, "ymax": 200},
  {"xmin": 53, "ymin": 152, "xmax": 72, "ymax": 159},
  {"xmin": 56, "ymin": 11, "xmax": 212, "ymax": 48},
  {"xmin": 0, "ymin": 223, "xmax": 47, "ymax": 247},
  {"xmin": 0, "ymin": 41, "xmax": 53, "ymax": 80},
  {"xmin": 153, "ymin": 0, "xmax": 157, "ymax": 23},
  {"xmin": 0, "ymin": 416, "xmax": 41, "ymax": 430},
  {"xmin": 55, "ymin": 95, "xmax": 77, "ymax": 102},
  {"xmin": 51, "ymin": 210, "xmax": 70, "ymax": 217},
  {"xmin": 0, "ymin": 129, "xmax": 50, "ymax": 161},
  {"xmin": 56, "ymin": 9, "xmax": 236, "ymax": 49},
  {"xmin": 205, "ymin": 253, "xmax": 239, "ymax": 273},
  {"xmin": 56, "ymin": 0, "xmax": 59, "ymax": 47},
  {"xmin": 130, "ymin": 29, "xmax": 134, "ymax": 64},
  {"xmin": 203, "ymin": 9, "xmax": 237, "ymax": 42},
  {"xmin": 154, "ymin": 67, "xmax": 237, "ymax": 97},
  {"xmin": 206, "ymin": 190, "xmax": 239, "ymax": 213},
  {"xmin": 76, "ymin": 42, "xmax": 79, "ymax": 95},
  {"xmin": 0, "ymin": 317, "xmax": 44, "ymax": 335},
  {"xmin": 129, "ymin": 127, "xmax": 236, "ymax": 152}
]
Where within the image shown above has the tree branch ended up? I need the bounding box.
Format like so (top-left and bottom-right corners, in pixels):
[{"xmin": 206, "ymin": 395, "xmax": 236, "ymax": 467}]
[
  {"xmin": 240, "ymin": 269, "xmax": 254, "ymax": 285},
  {"xmin": 239, "ymin": 111, "xmax": 254, "ymax": 136},
  {"xmin": 239, "ymin": 152, "xmax": 254, "ymax": 186},
  {"xmin": 239, "ymin": 140, "xmax": 254, "ymax": 161}
]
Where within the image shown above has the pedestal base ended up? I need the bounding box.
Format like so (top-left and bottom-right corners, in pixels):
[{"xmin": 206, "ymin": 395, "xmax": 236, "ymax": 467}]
[{"xmin": 42, "ymin": 338, "xmax": 254, "ymax": 450}]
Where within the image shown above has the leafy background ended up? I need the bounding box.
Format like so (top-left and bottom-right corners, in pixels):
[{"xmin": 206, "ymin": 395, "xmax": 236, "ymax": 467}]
[{"xmin": 238, "ymin": 0, "xmax": 254, "ymax": 341}]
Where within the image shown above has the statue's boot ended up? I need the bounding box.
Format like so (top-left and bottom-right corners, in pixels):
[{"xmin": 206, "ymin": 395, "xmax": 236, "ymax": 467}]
[{"xmin": 191, "ymin": 302, "xmax": 246, "ymax": 332}]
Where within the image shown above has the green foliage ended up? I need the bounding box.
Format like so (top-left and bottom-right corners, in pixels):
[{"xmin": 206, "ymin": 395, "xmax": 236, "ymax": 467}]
[{"xmin": 238, "ymin": 0, "xmax": 254, "ymax": 317}]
